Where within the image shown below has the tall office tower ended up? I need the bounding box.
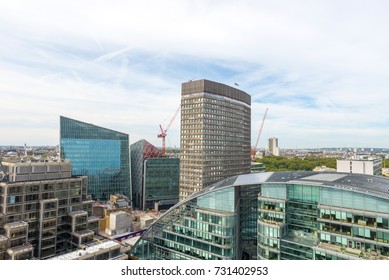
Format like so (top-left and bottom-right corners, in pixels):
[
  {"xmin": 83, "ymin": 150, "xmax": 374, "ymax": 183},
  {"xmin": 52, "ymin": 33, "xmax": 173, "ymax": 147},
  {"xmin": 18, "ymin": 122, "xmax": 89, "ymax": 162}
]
[
  {"xmin": 268, "ymin": 137, "xmax": 279, "ymax": 156},
  {"xmin": 0, "ymin": 161, "xmax": 98, "ymax": 260},
  {"xmin": 179, "ymin": 79, "xmax": 251, "ymax": 201},
  {"xmin": 60, "ymin": 116, "xmax": 131, "ymax": 201}
]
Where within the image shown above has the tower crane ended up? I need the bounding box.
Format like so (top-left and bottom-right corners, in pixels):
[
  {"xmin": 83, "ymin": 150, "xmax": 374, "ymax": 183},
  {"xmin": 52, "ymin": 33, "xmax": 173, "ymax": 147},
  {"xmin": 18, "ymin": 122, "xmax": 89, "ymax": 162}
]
[
  {"xmin": 252, "ymin": 108, "xmax": 268, "ymax": 161},
  {"xmin": 158, "ymin": 106, "xmax": 180, "ymax": 155}
]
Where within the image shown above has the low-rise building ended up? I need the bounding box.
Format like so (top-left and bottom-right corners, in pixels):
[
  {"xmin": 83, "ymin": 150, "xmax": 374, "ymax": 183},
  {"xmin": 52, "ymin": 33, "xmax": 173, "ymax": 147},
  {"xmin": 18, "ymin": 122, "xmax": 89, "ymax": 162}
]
[
  {"xmin": 337, "ymin": 156, "xmax": 382, "ymax": 175},
  {"xmin": 48, "ymin": 239, "xmax": 128, "ymax": 260}
]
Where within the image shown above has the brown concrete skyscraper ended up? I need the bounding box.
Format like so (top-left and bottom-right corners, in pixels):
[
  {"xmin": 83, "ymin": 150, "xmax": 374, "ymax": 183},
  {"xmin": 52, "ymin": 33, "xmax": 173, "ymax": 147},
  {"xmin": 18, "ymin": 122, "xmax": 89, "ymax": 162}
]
[{"xmin": 179, "ymin": 79, "xmax": 251, "ymax": 201}]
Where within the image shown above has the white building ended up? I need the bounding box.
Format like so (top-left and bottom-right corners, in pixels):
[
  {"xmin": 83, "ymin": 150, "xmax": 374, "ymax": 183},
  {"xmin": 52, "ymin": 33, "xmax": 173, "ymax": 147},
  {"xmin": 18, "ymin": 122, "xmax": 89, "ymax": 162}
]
[
  {"xmin": 337, "ymin": 157, "xmax": 382, "ymax": 175},
  {"xmin": 268, "ymin": 137, "xmax": 279, "ymax": 156}
]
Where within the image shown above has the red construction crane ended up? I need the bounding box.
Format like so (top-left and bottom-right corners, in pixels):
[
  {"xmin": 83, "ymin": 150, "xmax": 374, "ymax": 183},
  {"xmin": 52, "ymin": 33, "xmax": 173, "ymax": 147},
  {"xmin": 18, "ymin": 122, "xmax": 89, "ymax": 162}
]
[
  {"xmin": 158, "ymin": 106, "xmax": 180, "ymax": 154},
  {"xmin": 252, "ymin": 108, "xmax": 268, "ymax": 161}
]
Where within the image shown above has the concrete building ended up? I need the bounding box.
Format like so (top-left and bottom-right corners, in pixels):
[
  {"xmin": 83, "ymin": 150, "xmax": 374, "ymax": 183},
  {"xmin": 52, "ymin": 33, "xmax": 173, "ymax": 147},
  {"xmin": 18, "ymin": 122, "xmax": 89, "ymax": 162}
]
[
  {"xmin": 93, "ymin": 194, "xmax": 132, "ymax": 236},
  {"xmin": 60, "ymin": 116, "xmax": 131, "ymax": 201},
  {"xmin": 268, "ymin": 137, "xmax": 279, "ymax": 156},
  {"xmin": 0, "ymin": 161, "xmax": 98, "ymax": 259},
  {"xmin": 179, "ymin": 79, "xmax": 251, "ymax": 201},
  {"xmin": 131, "ymin": 171, "xmax": 389, "ymax": 260},
  {"xmin": 337, "ymin": 157, "xmax": 382, "ymax": 175},
  {"xmin": 105, "ymin": 211, "xmax": 132, "ymax": 236}
]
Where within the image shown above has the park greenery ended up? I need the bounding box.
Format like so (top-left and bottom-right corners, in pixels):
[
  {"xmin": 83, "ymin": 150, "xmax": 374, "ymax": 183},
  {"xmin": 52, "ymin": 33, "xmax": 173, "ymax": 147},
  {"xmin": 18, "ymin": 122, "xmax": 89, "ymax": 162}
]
[{"xmin": 259, "ymin": 156, "xmax": 337, "ymax": 172}]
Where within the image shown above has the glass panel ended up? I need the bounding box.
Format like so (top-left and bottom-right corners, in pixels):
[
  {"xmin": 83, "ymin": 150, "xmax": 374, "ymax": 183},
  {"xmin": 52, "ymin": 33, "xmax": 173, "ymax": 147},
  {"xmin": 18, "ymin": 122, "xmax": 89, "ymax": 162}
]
[{"xmin": 60, "ymin": 116, "xmax": 131, "ymax": 201}]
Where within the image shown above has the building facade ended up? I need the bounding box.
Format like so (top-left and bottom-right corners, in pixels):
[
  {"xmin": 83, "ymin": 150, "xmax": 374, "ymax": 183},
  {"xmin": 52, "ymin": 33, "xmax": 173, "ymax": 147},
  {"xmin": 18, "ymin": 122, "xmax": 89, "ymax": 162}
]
[
  {"xmin": 0, "ymin": 161, "xmax": 98, "ymax": 260},
  {"xmin": 130, "ymin": 139, "xmax": 162, "ymax": 209},
  {"xmin": 131, "ymin": 172, "xmax": 389, "ymax": 260},
  {"xmin": 268, "ymin": 137, "xmax": 279, "ymax": 156},
  {"xmin": 60, "ymin": 116, "xmax": 131, "ymax": 201},
  {"xmin": 180, "ymin": 79, "xmax": 251, "ymax": 201},
  {"xmin": 143, "ymin": 158, "xmax": 180, "ymax": 211},
  {"xmin": 337, "ymin": 157, "xmax": 382, "ymax": 175}
]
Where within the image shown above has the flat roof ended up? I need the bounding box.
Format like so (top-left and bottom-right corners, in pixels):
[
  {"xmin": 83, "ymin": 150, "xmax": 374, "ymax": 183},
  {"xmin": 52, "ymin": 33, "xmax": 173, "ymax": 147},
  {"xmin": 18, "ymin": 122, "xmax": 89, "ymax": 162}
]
[
  {"xmin": 181, "ymin": 79, "xmax": 251, "ymax": 105},
  {"xmin": 48, "ymin": 240, "xmax": 120, "ymax": 260},
  {"xmin": 199, "ymin": 171, "xmax": 389, "ymax": 200}
]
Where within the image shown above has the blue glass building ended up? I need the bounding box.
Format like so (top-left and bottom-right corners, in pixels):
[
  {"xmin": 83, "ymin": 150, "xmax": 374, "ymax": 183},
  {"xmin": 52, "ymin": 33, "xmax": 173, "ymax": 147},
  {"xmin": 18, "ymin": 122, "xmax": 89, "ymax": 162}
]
[{"xmin": 60, "ymin": 116, "xmax": 131, "ymax": 201}]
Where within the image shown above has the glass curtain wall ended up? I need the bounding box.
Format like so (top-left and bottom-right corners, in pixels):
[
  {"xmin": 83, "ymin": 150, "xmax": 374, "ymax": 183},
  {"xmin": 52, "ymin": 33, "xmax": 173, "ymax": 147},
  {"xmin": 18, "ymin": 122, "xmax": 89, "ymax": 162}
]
[
  {"xmin": 60, "ymin": 116, "xmax": 130, "ymax": 201},
  {"xmin": 131, "ymin": 186, "xmax": 238, "ymax": 260}
]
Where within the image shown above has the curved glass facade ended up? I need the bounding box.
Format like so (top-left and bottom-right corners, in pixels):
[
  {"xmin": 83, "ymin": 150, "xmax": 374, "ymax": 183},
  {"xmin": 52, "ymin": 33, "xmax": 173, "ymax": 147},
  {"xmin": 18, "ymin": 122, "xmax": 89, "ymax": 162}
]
[
  {"xmin": 60, "ymin": 116, "xmax": 130, "ymax": 201},
  {"xmin": 132, "ymin": 186, "xmax": 239, "ymax": 260},
  {"xmin": 131, "ymin": 172, "xmax": 389, "ymax": 260}
]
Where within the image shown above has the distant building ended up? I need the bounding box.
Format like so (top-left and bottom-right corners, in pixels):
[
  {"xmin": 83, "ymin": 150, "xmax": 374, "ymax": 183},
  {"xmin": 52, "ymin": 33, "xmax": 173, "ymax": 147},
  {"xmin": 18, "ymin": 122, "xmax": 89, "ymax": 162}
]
[
  {"xmin": 268, "ymin": 137, "xmax": 279, "ymax": 156},
  {"xmin": 251, "ymin": 162, "xmax": 266, "ymax": 173},
  {"xmin": 0, "ymin": 161, "xmax": 98, "ymax": 260},
  {"xmin": 180, "ymin": 79, "xmax": 251, "ymax": 201},
  {"xmin": 337, "ymin": 157, "xmax": 382, "ymax": 175},
  {"xmin": 313, "ymin": 166, "xmax": 337, "ymax": 172},
  {"xmin": 60, "ymin": 116, "xmax": 131, "ymax": 201}
]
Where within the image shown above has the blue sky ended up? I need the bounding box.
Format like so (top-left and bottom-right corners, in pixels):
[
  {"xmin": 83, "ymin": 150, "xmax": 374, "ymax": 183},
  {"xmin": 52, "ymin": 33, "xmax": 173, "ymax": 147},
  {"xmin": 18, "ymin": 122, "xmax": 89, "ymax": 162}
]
[{"xmin": 1, "ymin": 0, "xmax": 389, "ymax": 148}]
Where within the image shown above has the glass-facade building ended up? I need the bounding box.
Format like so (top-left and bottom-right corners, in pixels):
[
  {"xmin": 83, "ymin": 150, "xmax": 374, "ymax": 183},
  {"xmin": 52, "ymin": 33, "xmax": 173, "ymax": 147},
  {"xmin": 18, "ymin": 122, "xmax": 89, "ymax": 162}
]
[
  {"xmin": 60, "ymin": 116, "xmax": 131, "ymax": 201},
  {"xmin": 130, "ymin": 139, "xmax": 179, "ymax": 210},
  {"xmin": 131, "ymin": 172, "xmax": 389, "ymax": 260},
  {"xmin": 143, "ymin": 158, "xmax": 180, "ymax": 210},
  {"xmin": 130, "ymin": 139, "xmax": 162, "ymax": 209}
]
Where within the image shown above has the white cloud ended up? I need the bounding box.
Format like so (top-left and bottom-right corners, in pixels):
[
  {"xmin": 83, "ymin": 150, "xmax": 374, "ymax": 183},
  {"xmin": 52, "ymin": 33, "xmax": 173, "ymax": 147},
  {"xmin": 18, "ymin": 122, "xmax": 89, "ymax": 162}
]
[{"xmin": 0, "ymin": 0, "xmax": 388, "ymax": 148}]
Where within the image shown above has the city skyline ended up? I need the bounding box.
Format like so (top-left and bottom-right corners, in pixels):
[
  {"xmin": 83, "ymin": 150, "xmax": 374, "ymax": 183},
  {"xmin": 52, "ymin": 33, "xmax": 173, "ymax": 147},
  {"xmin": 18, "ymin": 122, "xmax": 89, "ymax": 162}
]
[{"xmin": 1, "ymin": 1, "xmax": 389, "ymax": 148}]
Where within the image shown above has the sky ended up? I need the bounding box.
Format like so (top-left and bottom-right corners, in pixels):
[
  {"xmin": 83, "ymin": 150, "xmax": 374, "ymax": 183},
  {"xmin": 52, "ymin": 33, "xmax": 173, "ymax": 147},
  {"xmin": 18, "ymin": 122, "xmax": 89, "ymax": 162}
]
[{"xmin": 1, "ymin": 0, "xmax": 388, "ymax": 149}]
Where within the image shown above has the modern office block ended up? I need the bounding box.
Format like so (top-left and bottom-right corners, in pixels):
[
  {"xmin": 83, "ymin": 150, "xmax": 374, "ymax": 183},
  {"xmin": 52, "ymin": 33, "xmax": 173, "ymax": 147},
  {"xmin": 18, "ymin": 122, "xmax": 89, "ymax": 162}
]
[
  {"xmin": 60, "ymin": 116, "xmax": 131, "ymax": 201},
  {"xmin": 143, "ymin": 157, "xmax": 179, "ymax": 211},
  {"xmin": 0, "ymin": 161, "xmax": 98, "ymax": 260},
  {"xmin": 131, "ymin": 171, "xmax": 389, "ymax": 260},
  {"xmin": 130, "ymin": 139, "xmax": 163, "ymax": 209},
  {"xmin": 337, "ymin": 157, "xmax": 382, "ymax": 175},
  {"xmin": 130, "ymin": 139, "xmax": 179, "ymax": 210},
  {"xmin": 180, "ymin": 79, "xmax": 251, "ymax": 201}
]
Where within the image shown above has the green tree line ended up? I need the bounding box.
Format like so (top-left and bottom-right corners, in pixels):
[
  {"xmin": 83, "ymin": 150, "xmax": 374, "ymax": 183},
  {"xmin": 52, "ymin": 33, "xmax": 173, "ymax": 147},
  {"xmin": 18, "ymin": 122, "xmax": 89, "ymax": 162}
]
[
  {"xmin": 259, "ymin": 156, "xmax": 337, "ymax": 172},
  {"xmin": 384, "ymin": 159, "xmax": 389, "ymax": 169}
]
